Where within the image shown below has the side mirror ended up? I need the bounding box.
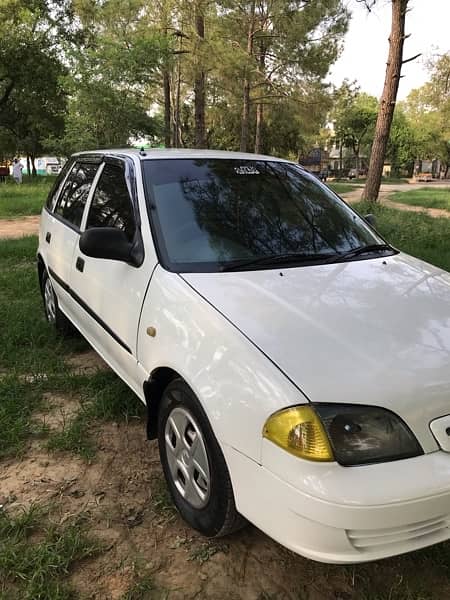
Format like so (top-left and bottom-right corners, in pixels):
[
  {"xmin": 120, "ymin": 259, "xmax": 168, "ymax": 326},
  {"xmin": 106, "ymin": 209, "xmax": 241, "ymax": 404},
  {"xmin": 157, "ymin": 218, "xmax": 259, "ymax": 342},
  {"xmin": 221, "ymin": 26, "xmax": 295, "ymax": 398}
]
[
  {"xmin": 79, "ymin": 227, "xmax": 136, "ymax": 264},
  {"xmin": 364, "ymin": 213, "xmax": 377, "ymax": 229}
]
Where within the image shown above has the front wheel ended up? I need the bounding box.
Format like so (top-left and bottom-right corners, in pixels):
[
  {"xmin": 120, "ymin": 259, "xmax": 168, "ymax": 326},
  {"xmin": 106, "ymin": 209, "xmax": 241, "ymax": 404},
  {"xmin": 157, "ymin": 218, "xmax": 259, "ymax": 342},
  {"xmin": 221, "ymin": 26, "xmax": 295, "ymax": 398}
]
[{"xmin": 157, "ymin": 378, "xmax": 246, "ymax": 537}]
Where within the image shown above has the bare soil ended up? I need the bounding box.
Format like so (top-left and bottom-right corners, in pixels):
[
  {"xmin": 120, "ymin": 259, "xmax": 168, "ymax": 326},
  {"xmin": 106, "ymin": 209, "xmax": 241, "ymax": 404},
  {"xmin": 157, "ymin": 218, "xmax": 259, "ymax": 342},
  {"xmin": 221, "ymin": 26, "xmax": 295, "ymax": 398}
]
[
  {"xmin": 2, "ymin": 348, "xmax": 450, "ymax": 598},
  {"xmin": 0, "ymin": 215, "xmax": 40, "ymax": 238}
]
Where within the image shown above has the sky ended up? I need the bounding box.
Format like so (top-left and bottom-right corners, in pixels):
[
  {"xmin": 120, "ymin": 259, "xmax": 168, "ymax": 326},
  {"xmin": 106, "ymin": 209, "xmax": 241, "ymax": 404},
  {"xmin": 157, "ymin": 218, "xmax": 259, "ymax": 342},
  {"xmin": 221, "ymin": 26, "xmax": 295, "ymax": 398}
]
[{"xmin": 327, "ymin": 0, "xmax": 450, "ymax": 100}]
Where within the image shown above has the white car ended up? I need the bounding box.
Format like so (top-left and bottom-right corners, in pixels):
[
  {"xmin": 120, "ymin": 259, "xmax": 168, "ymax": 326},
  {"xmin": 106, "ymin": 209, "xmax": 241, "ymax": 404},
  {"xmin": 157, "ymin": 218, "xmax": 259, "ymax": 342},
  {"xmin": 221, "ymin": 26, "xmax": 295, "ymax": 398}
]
[{"xmin": 38, "ymin": 149, "xmax": 450, "ymax": 564}]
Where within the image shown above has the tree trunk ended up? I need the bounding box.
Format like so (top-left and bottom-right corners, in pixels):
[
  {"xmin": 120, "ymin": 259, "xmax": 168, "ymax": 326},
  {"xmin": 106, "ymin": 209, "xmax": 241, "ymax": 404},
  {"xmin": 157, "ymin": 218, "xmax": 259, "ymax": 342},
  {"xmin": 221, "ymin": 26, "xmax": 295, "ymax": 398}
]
[
  {"xmin": 26, "ymin": 155, "xmax": 31, "ymax": 178},
  {"xmin": 163, "ymin": 69, "xmax": 172, "ymax": 148},
  {"xmin": 362, "ymin": 0, "xmax": 409, "ymax": 201},
  {"xmin": 174, "ymin": 50, "xmax": 182, "ymax": 148},
  {"xmin": 254, "ymin": 43, "xmax": 266, "ymax": 154},
  {"xmin": 240, "ymin": 0, "xmax": 255, "ymax": 153},
  {"xmin": 255, "ymin": 102, "xmax": 263, "ymax": 154},
  {"xmin": 31, "ymin": 155, "xmax": 37, "ymax": 177},
  {"xmin": 194, "ymin": 7, "xmax": 206, "ymax": 148}
]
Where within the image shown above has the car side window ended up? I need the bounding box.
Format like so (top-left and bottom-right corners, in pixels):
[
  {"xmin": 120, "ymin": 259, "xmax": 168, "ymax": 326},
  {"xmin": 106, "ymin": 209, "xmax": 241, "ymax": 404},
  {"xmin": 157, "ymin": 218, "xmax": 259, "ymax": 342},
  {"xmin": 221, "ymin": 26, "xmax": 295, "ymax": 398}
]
[
  {"xmin": 86, "ymin": 163, "xmax": 136, "ymax": 241},
  {"xmin": 54, "ymin": 162, "xmax": 99, "ymax": 228},
  {"xmin": 45, "ymin": 159, "xmax": 74, "ymax": 211}
]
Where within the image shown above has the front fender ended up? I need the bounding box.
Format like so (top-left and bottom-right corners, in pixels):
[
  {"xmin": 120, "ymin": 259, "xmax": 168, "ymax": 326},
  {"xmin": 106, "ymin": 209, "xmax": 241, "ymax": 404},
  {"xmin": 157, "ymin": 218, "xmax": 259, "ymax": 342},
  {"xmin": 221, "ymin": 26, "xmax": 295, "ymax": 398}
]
[{"xmin": 137, "ymin": 266, "xmax": 307, "ymax": 463}]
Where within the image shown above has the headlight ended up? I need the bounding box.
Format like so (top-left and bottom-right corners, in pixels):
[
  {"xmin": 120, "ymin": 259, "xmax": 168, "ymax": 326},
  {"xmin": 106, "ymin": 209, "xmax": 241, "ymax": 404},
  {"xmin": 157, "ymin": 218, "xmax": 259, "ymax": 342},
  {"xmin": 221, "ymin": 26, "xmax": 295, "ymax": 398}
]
[
  {"xmin": 263, "ymin": 406, "xmax": 334, "ymax": 461},
  {"xmin": 314, "ymin": 404, "xmax": 423, "ymax": 466},
  {"xmin": 263, "ymin": 404, "xmax": 423, "ymax": 466}
]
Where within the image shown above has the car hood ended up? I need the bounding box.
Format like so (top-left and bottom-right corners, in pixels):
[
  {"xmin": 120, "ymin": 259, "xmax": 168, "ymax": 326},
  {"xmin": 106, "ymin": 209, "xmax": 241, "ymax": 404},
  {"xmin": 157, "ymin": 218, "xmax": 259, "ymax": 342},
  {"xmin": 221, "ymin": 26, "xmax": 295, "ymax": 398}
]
[{"xmin": 182, "ymin": 254, "xmax": 450, "ymax": 452}]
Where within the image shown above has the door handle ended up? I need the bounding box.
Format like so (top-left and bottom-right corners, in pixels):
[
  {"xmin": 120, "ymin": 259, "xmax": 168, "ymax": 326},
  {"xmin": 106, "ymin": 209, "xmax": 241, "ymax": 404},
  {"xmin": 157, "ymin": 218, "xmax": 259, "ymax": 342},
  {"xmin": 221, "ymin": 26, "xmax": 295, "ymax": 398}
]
[
  {"xmin": 45, "ymin": 232, "xmax": 51, "ymax": 243},
  {"xmin": 76, "ymin": 257, "xmax": 85, "ymax": 272}
]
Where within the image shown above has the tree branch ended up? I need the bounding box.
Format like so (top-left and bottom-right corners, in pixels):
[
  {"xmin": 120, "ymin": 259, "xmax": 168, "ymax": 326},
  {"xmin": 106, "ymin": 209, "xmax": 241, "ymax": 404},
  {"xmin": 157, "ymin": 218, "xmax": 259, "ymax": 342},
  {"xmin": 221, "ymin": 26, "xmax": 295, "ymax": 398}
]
[{"xmin": 402, "ymin": 53, "xmax": 421, "ymax": 65}]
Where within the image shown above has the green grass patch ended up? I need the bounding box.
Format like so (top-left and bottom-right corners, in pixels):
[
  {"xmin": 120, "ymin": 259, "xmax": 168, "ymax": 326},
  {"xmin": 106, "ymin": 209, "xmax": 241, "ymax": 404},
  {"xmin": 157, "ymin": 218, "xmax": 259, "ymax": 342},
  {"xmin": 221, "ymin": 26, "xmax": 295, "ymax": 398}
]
[
  {"xmin": 328, "ymin": 182, "xmax": 360, "ymax": 194},
  {"xmin": 390, "ymin": 188, "xmax": 450, "ymax": 211},
  {"xmin": 0, "ymin": 376, "xmax": 44, "ymax": 458},
  {"xmin": 0, "ymin": 236, "xmax": 87, "ymax": 374},
  {"xmin": 0, "ymin": 236, "xmax": 144, "ymax": 459},
  {"xmin": 0, "ymin": 178, "xmax": 53, "ymax": 218},
  {"xmin": 354, "ymin": 201, "xmax": 450, "ymax": 272},
  {"xmin": 0, "ymin": 505, "xmax": 99, "ymax": 599}
]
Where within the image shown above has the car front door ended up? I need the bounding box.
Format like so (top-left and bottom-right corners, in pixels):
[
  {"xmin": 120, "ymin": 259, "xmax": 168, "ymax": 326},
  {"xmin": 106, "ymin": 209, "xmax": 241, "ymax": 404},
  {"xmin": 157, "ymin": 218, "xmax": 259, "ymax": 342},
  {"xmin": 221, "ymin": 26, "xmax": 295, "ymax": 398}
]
[{"xmin": 69, "ymin": 156, "xmax": 157, "ymax": 394}]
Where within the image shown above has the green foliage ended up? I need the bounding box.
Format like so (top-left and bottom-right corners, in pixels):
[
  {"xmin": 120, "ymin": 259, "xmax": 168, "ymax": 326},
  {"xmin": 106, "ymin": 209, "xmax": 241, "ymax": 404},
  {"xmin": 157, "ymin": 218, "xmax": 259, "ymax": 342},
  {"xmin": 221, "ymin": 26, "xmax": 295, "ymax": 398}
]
[
  {"xmin": 386, "ymin": 108, "xmax": 417, "ymax": 177},
  {"xmin": 0, "ymin": 1, "xmax": 69, "ymax": 160},
  {"xmin": 0, "ymin": 506, "xmax": 99, "ymax": 599},
  {"xmin": 402, "ymin": 53, "xmax": 450, "ymax": 174},
  {"xmin": 332, "ymin": 86, "xmax": 378, "ymax": 164}
]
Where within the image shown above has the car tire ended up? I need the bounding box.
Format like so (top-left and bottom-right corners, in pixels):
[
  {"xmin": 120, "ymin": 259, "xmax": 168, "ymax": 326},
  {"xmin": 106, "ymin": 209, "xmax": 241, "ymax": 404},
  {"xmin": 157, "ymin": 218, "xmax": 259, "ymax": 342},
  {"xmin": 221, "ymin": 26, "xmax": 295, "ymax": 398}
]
[
  {"xmin": 157, "ymin": 378, "xmax": 246, "ymax": 538},
  {"xmin": 41, "ymin": 269, "xmax": 74, "ymax": 335}
]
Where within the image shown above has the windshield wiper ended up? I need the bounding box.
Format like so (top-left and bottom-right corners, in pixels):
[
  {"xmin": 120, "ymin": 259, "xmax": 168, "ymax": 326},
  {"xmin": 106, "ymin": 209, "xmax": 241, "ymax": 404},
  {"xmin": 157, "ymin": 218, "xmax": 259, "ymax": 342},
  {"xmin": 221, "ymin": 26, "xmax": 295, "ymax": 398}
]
[
  {"xmin": 220, "ymin": 252, "xmax": 337, "ymax": 272},
  {"xmin": 324, "ymin": 243, "xmax": 394, "ymax": 264}
]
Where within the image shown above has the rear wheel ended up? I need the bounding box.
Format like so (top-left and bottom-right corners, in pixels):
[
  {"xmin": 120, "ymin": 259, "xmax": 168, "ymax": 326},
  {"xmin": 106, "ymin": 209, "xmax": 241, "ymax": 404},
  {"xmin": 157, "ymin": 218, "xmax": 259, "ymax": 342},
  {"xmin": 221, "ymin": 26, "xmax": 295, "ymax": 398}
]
[
  {"xmin": 157, "ymin": 378, "xmax": 246, "ymax": 537},
  {"xmin": 41, "ymin": 270, "xmax": 73, "ymax": 335}
]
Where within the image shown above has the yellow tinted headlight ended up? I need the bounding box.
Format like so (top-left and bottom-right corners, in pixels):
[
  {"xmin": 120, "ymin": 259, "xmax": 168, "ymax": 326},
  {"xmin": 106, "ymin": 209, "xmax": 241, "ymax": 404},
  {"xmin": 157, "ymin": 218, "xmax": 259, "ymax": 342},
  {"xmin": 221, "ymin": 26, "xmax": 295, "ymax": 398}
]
[{"xmin": 263, "ymin": 406, "xmax": 334, "ymax": 461}]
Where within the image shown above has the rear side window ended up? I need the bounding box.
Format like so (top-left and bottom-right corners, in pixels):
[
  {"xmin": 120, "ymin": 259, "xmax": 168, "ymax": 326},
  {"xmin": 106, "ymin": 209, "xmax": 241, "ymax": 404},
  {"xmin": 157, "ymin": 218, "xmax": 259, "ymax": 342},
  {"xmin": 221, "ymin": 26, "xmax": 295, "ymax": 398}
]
[
  {"xmin": 54, "ymin": 162, "xmax": 99, "ymax": 228},
  {"xmin": 45, "ymin": 160, "xmax": 74, "ymax": 211},
  {"xmin": 86, "ymin": 163, "xmax": 136, "ymax": 241}
]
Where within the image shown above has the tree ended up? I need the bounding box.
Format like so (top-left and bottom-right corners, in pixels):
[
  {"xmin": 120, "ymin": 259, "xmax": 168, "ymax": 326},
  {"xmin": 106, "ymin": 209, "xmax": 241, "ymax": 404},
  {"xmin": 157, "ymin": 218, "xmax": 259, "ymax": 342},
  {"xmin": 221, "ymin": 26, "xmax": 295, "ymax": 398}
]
[
  {"xmin": 360, "ymin": 0, "xmax": 419, "ymax": 200},
  {"xmin": 0, "ymin": 1, "xmax": 70, "ymax": 166},
  {"xmin": 333, "ymin": 90, "xmax": 378, "ymax": 172},
  {"xmin": 401, "ymin": 53, "xmax": 450, "ymax": 178},
  {"xmin": 62, "ymin": 0, "xmax": 168, "ymax": 152},
  {"xmin": 217, "ymin": 0, "xmax": 349, "ymax": 153}
]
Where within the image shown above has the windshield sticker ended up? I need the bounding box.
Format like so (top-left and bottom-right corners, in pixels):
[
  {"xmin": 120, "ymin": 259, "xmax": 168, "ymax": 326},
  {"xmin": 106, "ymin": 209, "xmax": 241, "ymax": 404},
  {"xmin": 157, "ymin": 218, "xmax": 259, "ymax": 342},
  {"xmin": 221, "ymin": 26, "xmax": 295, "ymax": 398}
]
[{"xmin": 234, "ymin": 166, "xmax": 260, "ymax": 175}]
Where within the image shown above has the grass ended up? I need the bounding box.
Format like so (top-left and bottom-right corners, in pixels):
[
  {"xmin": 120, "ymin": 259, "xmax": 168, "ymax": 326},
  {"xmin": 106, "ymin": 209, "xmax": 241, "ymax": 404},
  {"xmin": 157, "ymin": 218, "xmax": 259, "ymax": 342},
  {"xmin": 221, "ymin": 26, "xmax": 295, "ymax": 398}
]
[
  {"xmin": 353, "ymin": 201, "xmax": 450, "ymax": 273},
  {"xmin": 46, "ymin": 371, "xmax": 144, "ymax": 459},
  {"xmin": 390, "ymin": 188, "xmax": 450, "ymax": 212},
  {"xmin": 0, "ymin": 235, "xmax": 144, "ymax": 459},
  {"xmin": 327, "ymin": 182, "xmax": 360, "ymax": 194},
  {"xmin": 0, "ymin": 505, "xmax": 100, "ymax": 599},
  {"xmin": 0, "ymin": 177, "xmax": 53, "ymax": 218}
]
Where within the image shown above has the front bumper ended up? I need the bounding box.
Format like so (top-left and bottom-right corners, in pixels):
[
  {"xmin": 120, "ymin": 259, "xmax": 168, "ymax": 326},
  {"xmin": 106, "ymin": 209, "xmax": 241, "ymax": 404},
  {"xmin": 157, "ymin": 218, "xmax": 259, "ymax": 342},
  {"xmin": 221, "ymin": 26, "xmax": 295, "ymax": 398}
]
[{"xmin": 223, "ymin": 441, "xmax": 450, "ymax": 563}]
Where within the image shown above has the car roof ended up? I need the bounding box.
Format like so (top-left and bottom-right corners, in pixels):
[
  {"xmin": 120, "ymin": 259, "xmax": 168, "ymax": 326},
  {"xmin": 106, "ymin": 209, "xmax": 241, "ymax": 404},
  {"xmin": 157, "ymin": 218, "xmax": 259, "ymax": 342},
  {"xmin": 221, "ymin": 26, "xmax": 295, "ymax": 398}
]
[{"xmin": 73, "ymin": 148, "xmax": 292, "ymax": 163}]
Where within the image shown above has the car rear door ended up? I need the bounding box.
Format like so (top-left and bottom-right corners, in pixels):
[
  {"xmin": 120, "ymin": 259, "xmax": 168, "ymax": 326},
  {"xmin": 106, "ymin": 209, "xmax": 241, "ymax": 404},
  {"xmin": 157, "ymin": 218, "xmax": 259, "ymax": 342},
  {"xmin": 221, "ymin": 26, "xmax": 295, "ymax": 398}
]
[
  {"xmin": 42, "ymin": 157, "xmax": 101, "ymax": 317},
  {"xmin": 68, "ymin": 156, "xmax": 157, "ymax": 394}
]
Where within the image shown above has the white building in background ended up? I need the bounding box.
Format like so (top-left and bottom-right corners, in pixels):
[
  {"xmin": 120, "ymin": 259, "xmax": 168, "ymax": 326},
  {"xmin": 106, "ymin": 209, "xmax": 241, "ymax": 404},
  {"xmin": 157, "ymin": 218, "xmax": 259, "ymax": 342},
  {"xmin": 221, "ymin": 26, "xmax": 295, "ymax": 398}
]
[{"xmin": 13, "ymin": 156, "xmax": 62, "ymax": 176}]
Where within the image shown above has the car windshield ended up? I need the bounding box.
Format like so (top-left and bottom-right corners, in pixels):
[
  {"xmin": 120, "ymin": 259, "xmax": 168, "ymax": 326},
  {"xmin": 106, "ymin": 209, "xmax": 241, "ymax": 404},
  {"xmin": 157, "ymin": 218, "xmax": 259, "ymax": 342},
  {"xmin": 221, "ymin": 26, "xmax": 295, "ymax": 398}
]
[{"xmin": 143, "ymin": 158, "xmax": 391, "ymax": 272}]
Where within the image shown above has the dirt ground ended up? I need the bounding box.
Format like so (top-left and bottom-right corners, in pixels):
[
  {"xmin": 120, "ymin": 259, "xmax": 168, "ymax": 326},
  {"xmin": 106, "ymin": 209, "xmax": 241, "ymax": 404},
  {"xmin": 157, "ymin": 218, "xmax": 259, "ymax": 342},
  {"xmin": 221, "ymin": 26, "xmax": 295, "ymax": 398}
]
[
  {"xmin": 0, "ymin": 215, "xmax": 41, "ymax": 238},
  {"xmin": 1, "ymin": 349, "xmax": 450, "ymax": 599},
  {"xmin": 0, "ymin": 351, "xmax": 354, "ymax": 600}
]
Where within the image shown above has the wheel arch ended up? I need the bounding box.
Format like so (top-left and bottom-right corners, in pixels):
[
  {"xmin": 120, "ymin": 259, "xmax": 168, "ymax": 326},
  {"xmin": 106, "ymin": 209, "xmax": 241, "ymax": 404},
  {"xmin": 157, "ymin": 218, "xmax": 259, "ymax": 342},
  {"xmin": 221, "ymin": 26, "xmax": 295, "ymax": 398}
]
[
  {"xmin": 37, "ymin": 253, "xmax": 46, "ymax": 295},
  {"xmin": 143, "ymin": 366, "xmax": 181, "ymax": 439}
]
